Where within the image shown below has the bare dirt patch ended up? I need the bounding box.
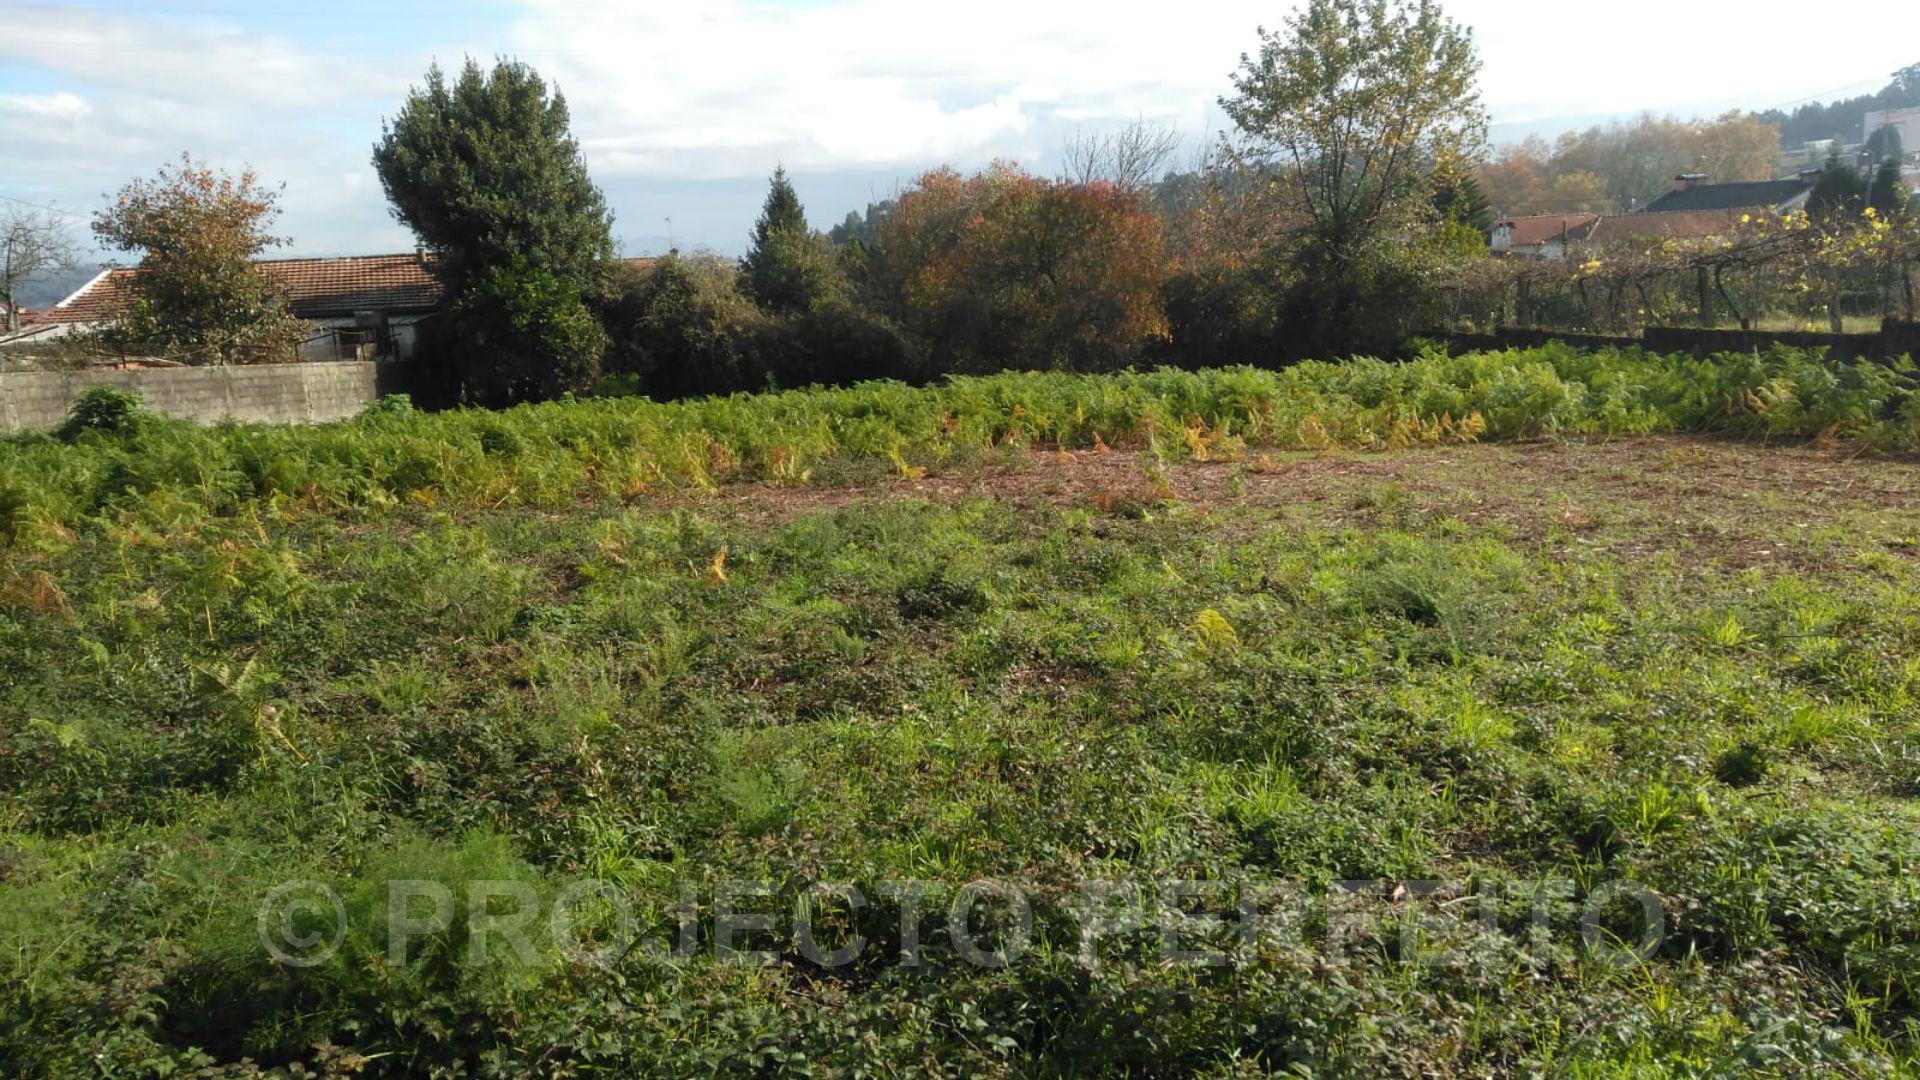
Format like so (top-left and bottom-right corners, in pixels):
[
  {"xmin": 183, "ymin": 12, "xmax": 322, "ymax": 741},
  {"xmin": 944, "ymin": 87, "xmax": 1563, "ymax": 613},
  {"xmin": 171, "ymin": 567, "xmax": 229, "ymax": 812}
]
[{"xmin": 684, "ymin": 435, "xmax": 1920, "ymax": 569}]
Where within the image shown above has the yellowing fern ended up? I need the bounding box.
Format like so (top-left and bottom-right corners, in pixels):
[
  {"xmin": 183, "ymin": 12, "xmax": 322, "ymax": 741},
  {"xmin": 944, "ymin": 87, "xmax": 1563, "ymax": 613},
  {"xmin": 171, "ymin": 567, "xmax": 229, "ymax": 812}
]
[{"xmin": 1189, "ymin": 608, "xmax": 1240, "ymax": 653}]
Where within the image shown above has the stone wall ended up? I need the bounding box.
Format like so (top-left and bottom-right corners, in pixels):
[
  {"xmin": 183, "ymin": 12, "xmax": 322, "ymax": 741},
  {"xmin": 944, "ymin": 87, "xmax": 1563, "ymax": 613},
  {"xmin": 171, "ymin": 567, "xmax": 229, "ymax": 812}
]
[{"xmin": 0, "ymin": 360, "xmax": 384, "ymax": 434}]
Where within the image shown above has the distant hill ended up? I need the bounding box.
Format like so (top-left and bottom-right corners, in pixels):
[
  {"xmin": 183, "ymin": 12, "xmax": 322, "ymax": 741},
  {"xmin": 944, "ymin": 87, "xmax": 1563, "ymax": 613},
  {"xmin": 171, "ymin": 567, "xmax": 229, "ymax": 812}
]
[
  {"xmin": 1757, "ymin": 64, "xmax": 1920, "ymax": 147},
  {"xmin": 11, "ymin": 265, "xmax": 111, "ymax": 310}
]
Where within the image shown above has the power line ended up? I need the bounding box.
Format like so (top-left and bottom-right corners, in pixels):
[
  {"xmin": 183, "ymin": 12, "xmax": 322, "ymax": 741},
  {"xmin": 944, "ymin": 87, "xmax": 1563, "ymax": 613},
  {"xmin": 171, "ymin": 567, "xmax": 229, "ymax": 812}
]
[
  {"xmin": 0, "ymin": 194, "xmax": 91, "ymax": 220},
  {"xmin": 1759, "ymin": 76, "xmax": 1891, "ymax": 113}
]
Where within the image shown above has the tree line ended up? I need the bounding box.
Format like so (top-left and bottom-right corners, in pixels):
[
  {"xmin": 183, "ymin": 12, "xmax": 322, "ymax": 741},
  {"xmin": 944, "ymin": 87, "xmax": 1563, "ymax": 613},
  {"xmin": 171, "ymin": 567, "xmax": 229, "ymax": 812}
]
[
  {"xmin": 372, "ymin": 0, "xmax": 1493, "ymax": 404},
  {"xmin": 25, "ymin": 4, "xmax": 1920, "ymax": 396}
]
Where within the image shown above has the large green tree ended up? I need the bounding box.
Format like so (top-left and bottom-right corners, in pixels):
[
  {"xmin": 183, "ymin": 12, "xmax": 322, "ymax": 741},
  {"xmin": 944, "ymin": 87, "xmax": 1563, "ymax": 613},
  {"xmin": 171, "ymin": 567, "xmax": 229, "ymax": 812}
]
[
  {"xmin": 373, "ymin": 58, "xmax": 614, "ymax": 401},
  {"xmin": 374, "ymin": 58, "xmax": 612, "ymax": 288},
  {"xmin": 1809, "ymin": 157, "xmax": 1868, "ymax": 221},
  {"xmin": 1869, "ymin": 160, "xmax": 1910, "ymax": 219},
  {"xmin": 1220, "ymin": 0, "xmax": 1485, "ymax": 354},
  {"xmin": 1865, "ymin": 124, "xmax": 1904, "ymax": 166},
  {"xmin": 740, "ymin": 167, "xmax": 841, "ymax": 315}
]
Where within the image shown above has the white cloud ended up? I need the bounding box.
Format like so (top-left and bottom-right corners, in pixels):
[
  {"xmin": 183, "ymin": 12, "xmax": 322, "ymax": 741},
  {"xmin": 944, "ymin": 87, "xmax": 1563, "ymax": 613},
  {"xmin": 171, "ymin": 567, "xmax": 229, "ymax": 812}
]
[
  {"xmin": 0, "ymin": 90, "xmax": 91, "ymax": 121},
  {"xmin": 508, "ymin": 0, "xmax": 1261, "ymax": 177},
  {"xmin": 0, "ymin": 0, "xmax": 1912, "ymax": 255},
  {"xmin": 508, "ymin": 0, "xmax": 1918, "ymax": 176},
  {"xmin": 0, "ymin": 5, "xmax": 401, "ymax": 109}
]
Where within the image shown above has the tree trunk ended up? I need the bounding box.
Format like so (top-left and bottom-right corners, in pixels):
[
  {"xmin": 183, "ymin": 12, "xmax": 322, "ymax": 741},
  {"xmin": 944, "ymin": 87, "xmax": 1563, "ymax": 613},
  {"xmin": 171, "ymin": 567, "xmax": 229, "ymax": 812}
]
[
  {"xmin": 1696, "ymin": 266, "xmax": 1712, "ymax": 327},
  {"xmin": 1713, "ymin": 267, "xmax": 1747, "ymax": 330}
]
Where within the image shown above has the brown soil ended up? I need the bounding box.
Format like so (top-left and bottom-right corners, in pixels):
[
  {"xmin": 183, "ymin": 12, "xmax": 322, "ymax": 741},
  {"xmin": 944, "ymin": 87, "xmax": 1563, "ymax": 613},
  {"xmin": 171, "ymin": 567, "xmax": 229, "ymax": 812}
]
[{"xmin": 680, "ymin": 435, "xmax": 1920, "ymax": 570}]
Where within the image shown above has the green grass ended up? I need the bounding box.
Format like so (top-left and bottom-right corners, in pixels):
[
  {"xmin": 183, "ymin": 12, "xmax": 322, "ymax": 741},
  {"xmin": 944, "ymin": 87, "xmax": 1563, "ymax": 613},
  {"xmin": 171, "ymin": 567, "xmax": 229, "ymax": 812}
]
[{"xmin": 2, "ymin": 349, "xmax": 1919, "ymax": 1076}]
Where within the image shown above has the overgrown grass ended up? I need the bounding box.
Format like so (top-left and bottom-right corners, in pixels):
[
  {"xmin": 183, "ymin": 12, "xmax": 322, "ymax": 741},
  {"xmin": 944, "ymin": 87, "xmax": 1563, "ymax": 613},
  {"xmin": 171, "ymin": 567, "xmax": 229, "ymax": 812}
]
[
  {"xmin": 2, "ymin": 349, "xmax": 1919, "ymax": 1076},
  {"xmin": 2, "ymin": 344, "xmax": 1916, "ymax": 545}
]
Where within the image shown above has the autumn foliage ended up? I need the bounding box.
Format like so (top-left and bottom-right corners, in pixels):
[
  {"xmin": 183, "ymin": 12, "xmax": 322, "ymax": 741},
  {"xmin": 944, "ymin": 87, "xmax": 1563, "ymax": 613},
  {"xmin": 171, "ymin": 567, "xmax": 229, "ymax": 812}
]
[
  {"xmin": 862, "ymin": 165, "xmax": 1170, "ymax": 374},
  {"xmin": 91, "ymin": 155, "xmax": 310, "ymax": 363}
]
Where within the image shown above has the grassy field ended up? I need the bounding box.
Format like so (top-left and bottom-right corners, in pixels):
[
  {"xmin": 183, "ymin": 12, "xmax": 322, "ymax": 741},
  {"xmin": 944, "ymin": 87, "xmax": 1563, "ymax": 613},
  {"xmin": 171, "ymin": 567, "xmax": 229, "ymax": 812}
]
[{"xmin": 2, "ymin": 347, "xmax": 1919, "ymax": 1076}]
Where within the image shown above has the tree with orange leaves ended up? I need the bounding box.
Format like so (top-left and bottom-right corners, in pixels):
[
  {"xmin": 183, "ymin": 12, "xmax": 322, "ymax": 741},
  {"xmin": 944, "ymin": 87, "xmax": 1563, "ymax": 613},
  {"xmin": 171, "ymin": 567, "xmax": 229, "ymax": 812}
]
[
  {"xmin": 863, "ymin": 164, "xmax": 1169, "ymax": 374},
  {"xmin": 92, "ymin": 154, "xmax": 309, "ymax": 363}
]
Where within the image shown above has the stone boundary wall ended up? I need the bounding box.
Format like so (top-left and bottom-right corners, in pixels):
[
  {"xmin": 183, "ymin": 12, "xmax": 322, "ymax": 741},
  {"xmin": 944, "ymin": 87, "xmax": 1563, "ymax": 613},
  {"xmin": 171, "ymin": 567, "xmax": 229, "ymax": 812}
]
[{"xmin": 0, "ymin": 361, "xmax": 389, "ymax": 434}]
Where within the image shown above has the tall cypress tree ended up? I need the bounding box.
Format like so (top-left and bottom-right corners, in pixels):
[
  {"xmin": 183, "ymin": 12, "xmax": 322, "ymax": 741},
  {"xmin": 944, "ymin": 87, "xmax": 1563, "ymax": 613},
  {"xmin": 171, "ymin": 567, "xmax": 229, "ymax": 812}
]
[
  {"xmin": 373, "ymin": 58, "xmax": 614, "ymax": 402},
  {"xmin": 747, "ymin": 167, "xmax": 806, "ymax": 254},
  {"xmin": 740, "ymin": 167, "xmax": 841, "ymax": 315},
  {"xmin": 1808, "ymin": 157, "xmax": 1867, "ymax": 221},
  {"xmin": 374, "ymin": 58, "xmax": 613, "ymax": 290},
  {"xmin": 1865, "ymin": 125, "xmax": 1904, "ymax": 167},
  {"xmin": 1869, "ymin": 160, "xmax": 1911, "ymax": 218}
]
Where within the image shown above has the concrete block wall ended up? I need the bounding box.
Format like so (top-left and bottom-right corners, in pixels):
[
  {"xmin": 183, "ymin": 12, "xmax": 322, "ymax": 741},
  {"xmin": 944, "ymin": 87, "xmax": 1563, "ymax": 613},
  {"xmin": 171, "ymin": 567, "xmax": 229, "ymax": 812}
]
[{"xmin": 0, "ymin": 361, "xmax": 381, "ymax": 434}]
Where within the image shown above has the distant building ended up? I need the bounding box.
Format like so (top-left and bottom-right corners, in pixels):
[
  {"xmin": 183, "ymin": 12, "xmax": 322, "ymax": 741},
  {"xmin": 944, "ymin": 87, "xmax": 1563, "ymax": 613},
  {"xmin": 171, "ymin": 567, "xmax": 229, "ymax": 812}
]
[
  {"xmin": 1585, "ymin": 209, "xmax": 1752, "ymax": 244},
  {"xmin": 1639, "ymin": 173, "xmax": 1817, "ymax": 215},
  {"xmin": 14, "ymin": 253, "xmax": 653, "ymax": 359},
  {"xmin": 31, "ymin": 254, "xmax": 445, "ymax": 360},
  {"xmin": 1491, "ymin": 213, "xmax": 1599, "ymax": 259},
  {"xmin": 1490, "ymin": 208, "xmax": 1756, "ymax": 261},
  {"xmin": 1864, "ymin": 106, "xmax": 1920, "ymax": 156}
]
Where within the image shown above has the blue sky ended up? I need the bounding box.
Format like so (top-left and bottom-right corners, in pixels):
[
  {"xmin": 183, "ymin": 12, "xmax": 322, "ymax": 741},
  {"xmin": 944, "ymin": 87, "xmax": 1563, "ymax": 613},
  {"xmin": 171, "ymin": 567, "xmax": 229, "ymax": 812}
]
[{"xmin": 2, "ymin": 0, "xmax": 1914, "ymax": 264}]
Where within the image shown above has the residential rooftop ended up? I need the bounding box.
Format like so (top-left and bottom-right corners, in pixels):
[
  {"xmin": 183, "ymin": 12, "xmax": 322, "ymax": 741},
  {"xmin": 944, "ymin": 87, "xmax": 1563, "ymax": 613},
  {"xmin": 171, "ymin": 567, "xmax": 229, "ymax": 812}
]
[
  {"xmin": 1640, "ymin": 175, "xmax": 1815, "ymax": 214},
  {"xmin": 34, "ymin": 253, "xmax": 655, "ymax": 326}
]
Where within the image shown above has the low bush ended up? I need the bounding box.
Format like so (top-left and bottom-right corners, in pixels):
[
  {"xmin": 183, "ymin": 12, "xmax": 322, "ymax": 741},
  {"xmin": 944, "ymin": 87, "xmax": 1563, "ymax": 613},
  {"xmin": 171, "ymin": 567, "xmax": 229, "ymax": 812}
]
[{"xmin": 57, "ymin": 385, "xmax": 147, "ymax": 441}]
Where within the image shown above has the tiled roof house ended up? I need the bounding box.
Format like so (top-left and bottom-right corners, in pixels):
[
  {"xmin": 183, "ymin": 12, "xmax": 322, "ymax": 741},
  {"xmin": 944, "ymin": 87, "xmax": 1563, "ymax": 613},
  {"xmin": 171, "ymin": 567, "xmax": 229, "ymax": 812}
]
[
  {"xmin": 22, "ymin": 253, "xmax": 447, "ymax": 359},
  {"xmin": 15, "ymin": 253, "xmax": 653, "ymax": 358},
  {"xmin": 1586, "ymin": 208, "xmax": 1753, "ymax": 244},
  {"xmin": 1639, "ymin": 173, "xmax": 1816, "ymax": 215},
  {"xmin": 1491, "ymin": 213, "xmax": 1600, "ymax": 258}
]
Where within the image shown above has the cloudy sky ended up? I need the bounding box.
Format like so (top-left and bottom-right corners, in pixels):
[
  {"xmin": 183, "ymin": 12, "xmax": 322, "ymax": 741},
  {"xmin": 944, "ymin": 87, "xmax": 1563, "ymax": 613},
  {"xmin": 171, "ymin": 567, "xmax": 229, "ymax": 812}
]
[{"xmin": 2, "ymin": 0, "xmax": 1913, "ymax": 262}]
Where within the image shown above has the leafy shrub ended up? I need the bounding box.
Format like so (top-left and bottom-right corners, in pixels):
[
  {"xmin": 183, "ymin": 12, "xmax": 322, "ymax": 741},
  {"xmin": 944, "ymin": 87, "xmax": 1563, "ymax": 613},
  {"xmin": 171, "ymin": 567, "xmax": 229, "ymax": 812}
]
[
  {"xmin": 861, "ymin": 164, "xmax": 1170, "ymax": 375},
  {"xmin": 360, "ymin": 393, "xmax": 415, "ymax": 418},
  {"xmin": 782, "ymin": 299, "xmax": 914, "ymax": 387},
  {"xmin": 603, "ymin": 252, "xmax": 767, "ymax": 399},
  {"xmin": 58, "ymin": 385, "xmax": 147, "ymax": 441}
]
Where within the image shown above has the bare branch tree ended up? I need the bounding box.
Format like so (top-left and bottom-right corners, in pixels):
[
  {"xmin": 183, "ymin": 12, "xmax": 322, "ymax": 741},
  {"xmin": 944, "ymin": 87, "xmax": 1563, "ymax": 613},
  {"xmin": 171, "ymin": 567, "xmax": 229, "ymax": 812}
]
[
  {"xmin": 1061, "ymin": 118, "xmax": 1182, "ymax": 193},
  {"xmin": 2, "ymin": 206, "xmax": 80, "ymax": 331}
]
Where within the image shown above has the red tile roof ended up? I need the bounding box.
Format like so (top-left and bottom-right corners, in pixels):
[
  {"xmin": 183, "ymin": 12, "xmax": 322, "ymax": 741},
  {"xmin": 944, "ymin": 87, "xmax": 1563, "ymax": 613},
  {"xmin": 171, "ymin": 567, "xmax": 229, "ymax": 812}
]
[
  {"xmin": 270, "ymin": 254, "xmax": 445, "ymax": 315},
  {"xmin": 41, "ymin": 254, "xmax": 657, "ymax": 325},
  {"xmin": 38, "ymin": 268, "xmax": 130, "ymax": 323},
  {"xmin": 1498, "ymin": 213, "xmax": 1599, "ymax": 247},
  {"xmin": 1586, "ymin": 209, "xmax": 1752, "ymax": 243}
]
